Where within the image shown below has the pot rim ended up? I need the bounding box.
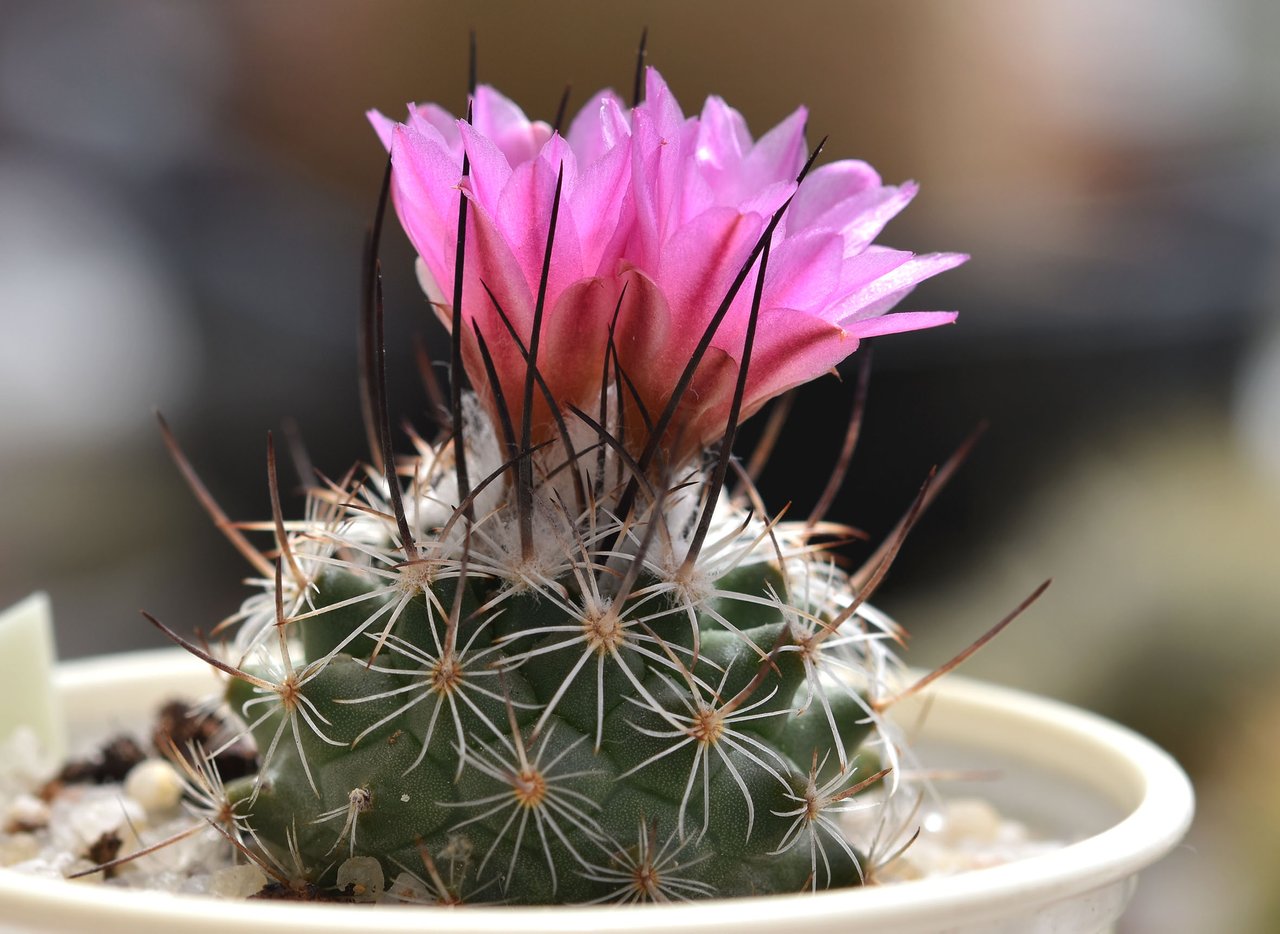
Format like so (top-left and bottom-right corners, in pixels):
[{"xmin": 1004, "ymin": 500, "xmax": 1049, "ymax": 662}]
[{"xmin": 0, "ymin": 649, "xmax": 1194, "ymax": 932}]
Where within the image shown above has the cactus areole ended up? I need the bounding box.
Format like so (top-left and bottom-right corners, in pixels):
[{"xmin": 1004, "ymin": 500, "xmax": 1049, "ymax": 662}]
[{"xmin": 167, "ymin": 60, "xmax": 969, "ymax": 905}]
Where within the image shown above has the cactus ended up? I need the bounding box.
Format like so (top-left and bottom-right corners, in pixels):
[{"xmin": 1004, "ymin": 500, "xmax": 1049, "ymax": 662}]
[{"xmin": 151, "ymin": 53, "xmax": 973, "ymax": 904}]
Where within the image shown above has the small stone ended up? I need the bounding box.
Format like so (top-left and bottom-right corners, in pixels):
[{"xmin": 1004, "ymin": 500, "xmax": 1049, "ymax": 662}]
[
  {"xmin": 48, "ymin": 787, "xmax": 142, "ymax": 855},
  {"xmin": 124, "ymin": 759, "xmax": 183, "ymax": 814},
  {"xmin": 995, "ymin": 818, "xmax": 1030, "ymax": 845},
  {"xmin": 211, "ymin": 863, "xmax": 268, "ymax": 899},
  {"xmin": 151, "ymin": 700, "xmax": 213, "ymax": 752},
  {"xmin": 249, "ymin": 881, "xmax": 327, "ymax": 901},
  {"xmin": 58, "ymin": 734, "xmax": 146, "ymax": 785},
  {"xmin": 940, "ymin": 797, "xmax": 1002, "ymax": 844},
  {"xmin": 336, "ymin": 855, "xmax": 384, "ymax": 902},
  {"xmin": 84, "ymin": 830, "xmax": 123, "ymax": 878},
  {"xmin": 151, "ymin": 700, "xmax": 257, "ymax": 782},
  {"xmin": 98, "ymin": 736, "xmax": 147, "ymax": 782},
  {"xmin": 5, "ymin": 793, "xmax": 51, "ymax": 832},
  {"xmin": 0, "ymin": 831, "xmax": 40, "ymax": 866}
]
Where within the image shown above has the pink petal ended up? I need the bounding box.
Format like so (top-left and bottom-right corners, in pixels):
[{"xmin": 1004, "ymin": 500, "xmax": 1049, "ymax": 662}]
[
  {"xmin": 734, "ymin": 179, "xmax": 795, "ymax": 220},
  {"xmin": 683, "ymin": 344, "xmax": 741, "ymax": 452},
  {"xmin": 846, "ymin": 310, "xmax": 958, "ymax": 338},
  {"xmin": 836, "ymin": 251, "xmax": 969, "ymax": 322},
  {"xmin": 739, "ymin": 105, "xmax": 808, "ymax": 193},
  {"xmin": 641, "ymin": 67, "xmax": 686, "ymax": 133},
  {"xmin": 494, "ymin": 138, "xmax": 584, "ymax": 312},
  {"xmin": 471, "ymin": 275, "xmax": 621, "ymax": 444},
  {"xmin": 570, "ymin": 134, "xmax": 633, "ymax": 277},
  {"xmin": 833, "ymin": 182, "xmax": 920, "ymax": 255},
  {"xmin": 628, "ymin": 69, "xmax": 689, "ymax": 270},
  {"xmin": 566, "ymin": 90, "xmax": 630, "ymax": 167},
  {"xmin": 740, "ymin": 307, "xmax": 852, "ymax": 416},
  {"xmin": 408, "ymin": 103, "xmax": 462, "ymax": 155},
  {"xmin": 654, "ymin": 206, "xmax": 767, "ymax": 361},
  {"xmin": 785, "ymin": 161, "xmax": 882, "ymax": 232},
  {"xmin": 367, "ymin": 109, "xmax": 397, "ymax": 151},
  {"xmin": 762, "ymin": 229, "xmax": 844, "ymax": 314},
  {"xmin": 609, "ymin": 269, "xmax": 738, "ymax": 458},
  {"xmin": 538, "ymin": 276, "xmax": 619, "ymax": 413},
  {"xmin": 694, "ymin": 96, "xmax": 751, "ymax": 182},
  {"xmin": 462, "ymin": 199, "xmax": 538, "ymax": 344},
  {"xmin": 785, "ymin": 163, "xmax": 918, "ymax": 254},
  {"xmin": 389, "ymin": 124, "xmax": 465, "ymax": 303},
  {"xmin": 827, "ymin": 248, "xmax": 920, "ymax": 313},
  {"xmin": 611, "ymin": 269, "xmax": 677, "ymax": 449},
  {"xmin": 472, "ymin": 85, "xmax": 550, "ymax": 167},
  {"xmin": 458, "ymin": 121, "xmax": 513, "ymax": 216}
]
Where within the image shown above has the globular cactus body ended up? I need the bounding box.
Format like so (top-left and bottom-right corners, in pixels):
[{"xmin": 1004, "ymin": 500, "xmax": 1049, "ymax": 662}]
[{"xmin": 223, "ymin": 496, "xmax": 884, "ymax": 902}]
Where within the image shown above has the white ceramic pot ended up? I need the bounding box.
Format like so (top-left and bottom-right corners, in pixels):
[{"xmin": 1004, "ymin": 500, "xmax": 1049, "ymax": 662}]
[{"xmin": 0, "ymin": 649, "xmax": 1193, "ymax": 934}]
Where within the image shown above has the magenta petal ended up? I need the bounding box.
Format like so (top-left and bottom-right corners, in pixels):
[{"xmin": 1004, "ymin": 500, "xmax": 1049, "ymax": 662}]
[
  {"xmin": 462, "ymin": 199, "xmax": 537, "ymax": 348},
  {"xmin": 495, "ymin": 149, "xmax": 584, "ymax": 311},
  {"xmin": 687, "ymin": 95, "xmax": 799, "ymax": 217},
  {"xmin": 740, "ymin": 105, "xmax": 808, "ymax": 193},
  {"xmin": 458, "ymin": 121, "xmax": 513, "ymax": 216},
  {"xmin": 734, "ymin": 179, "xmax": 796, "ymax": 220},
  {"xmin": 830, "ymin": 248, "xmax": 919, "ymax": 304},
  {"xmin": 389, "ymin": 124, "xmax": 465, "ymax": 302},
  {"xmin": 695, "ymin": 96, "xmax": 751, "ymax": 177},
  {"xmin": 539, "ymin": 276, "xmax": 618, "ymax": 410},
  {"xmin": 571, "ymin": 136, "xmax": 633, "ymax": 277},
  {"xmin": 472, "ymin": 276, "xmax": 620, "ymax": 442},
  {"xmin": 628, "ymin": 112, "xmax": 679, "ymax": 271},
  {"xmin": 471, "ymin": 85, "xmax": 551, "ymax": 167},
  {"xmin": 408, "ymin": 103, "xmax": 462, "ymax": 155},
  {"xmin": 472, "ymin": 86, "xmax": 527, "ymax": 139},
  {"xmin": 567, "ymin": 90, "xmax": 631, "ymax": 167},
  {"xmin": 740, "ymin": 307, "xmax": 852, "ymax": 415},
  {"xmin": 655, "ymin": 207, "xmax": 766, "ymax": 360},
  {"xmin": 368, "ymin": 109, "xmax": 397, "ymax": 151},
  {"xmin": 611, "ymin": 269, "xmax": 676, "ymax": 441},
  {"xmin": 786, "ymin": 161, "xmax": 882, "ymax": 232},
  {"xmin": 832, "ymin": 182, "xmax": 920, "ymax": 255},
  {"xmin": 535, "ymin": 132, "xmax": 579, "ymax": 189},
  {"xmin": 680, "ymin": 162, "xmax": 717, "ymax": 223},
  {"xmin": 641, "ymin": 67, "xmax": 686, "ymax": 134},
  {"xmin": 846, "ymin": 310, "xmax": 958, "ymax": 338},
  {"xmin": 762, "ymin": 229, "xmax": 844, "ymax": 314},
  {"xmin": 837, "ymin": 251, "xmax": 969, "ymax": 322}
]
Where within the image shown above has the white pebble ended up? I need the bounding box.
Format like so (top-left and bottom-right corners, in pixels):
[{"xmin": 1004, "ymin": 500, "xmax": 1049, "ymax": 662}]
[
  {"xmin": 337, "ymin": 855, "xmax": 384, "ymax": 901},
  {"xmin": 6, "ymin": 793, "xmax": 50, "ymax": 831},
  {"xmin": 124, "ymin": 759, "xmax": 183, "ymax": 814},
  {"xmin": 211, "ymin": 864, "xmax": 268, "ymax": 899},
  {"xmin": 49, "ymin": 788, "xmax": 141, "ymax": 854},
  {"xmin": 0, "ymin": 831, "xmax": 39, "ymax": 866},
  {"xmin": 940, "ymin": 797, "xmax": 1002, "ymax": 844}
]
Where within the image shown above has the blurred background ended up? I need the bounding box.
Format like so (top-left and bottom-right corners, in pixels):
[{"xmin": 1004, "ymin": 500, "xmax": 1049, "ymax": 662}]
[{"xmin": 0, "ymin": 0, "xmax": 1277, "ymax": 928}]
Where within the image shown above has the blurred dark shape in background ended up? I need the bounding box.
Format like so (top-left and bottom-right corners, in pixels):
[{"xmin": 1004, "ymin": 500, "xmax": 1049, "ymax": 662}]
[{"xmin": 1, "ymin": 1, "xmax": 1277, "ymax": 930}]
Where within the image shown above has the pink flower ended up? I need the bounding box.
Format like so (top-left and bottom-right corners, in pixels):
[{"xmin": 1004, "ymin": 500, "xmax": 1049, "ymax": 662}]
[{"xmin": 371, "ymin": 68, "xmax": 964, "ymax": 465}]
